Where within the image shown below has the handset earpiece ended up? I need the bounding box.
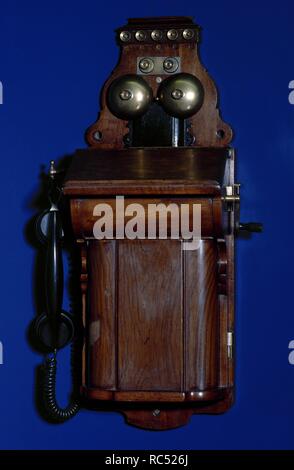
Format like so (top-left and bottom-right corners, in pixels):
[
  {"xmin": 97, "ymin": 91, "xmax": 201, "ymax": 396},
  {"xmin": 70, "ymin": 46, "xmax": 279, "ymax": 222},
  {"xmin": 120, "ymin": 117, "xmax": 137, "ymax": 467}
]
[
  {"xmin": 107, "ymin": 74, "xmax": 153, "ymax": 119},
  {"xmin": 157, "ymin": 73, "xmax": 204, "ymax": 118}
]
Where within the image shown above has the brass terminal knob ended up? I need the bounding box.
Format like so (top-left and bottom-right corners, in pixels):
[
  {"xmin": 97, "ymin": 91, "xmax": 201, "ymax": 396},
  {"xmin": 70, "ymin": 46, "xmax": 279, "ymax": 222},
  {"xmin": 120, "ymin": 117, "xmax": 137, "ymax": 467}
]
[
  {"xmin": 139, "ymin": 58, "xmax": 154, "ymax": 74},
  {"xmin": 163, "ymin": 58, "xmax": 179, "ymax": 74}
]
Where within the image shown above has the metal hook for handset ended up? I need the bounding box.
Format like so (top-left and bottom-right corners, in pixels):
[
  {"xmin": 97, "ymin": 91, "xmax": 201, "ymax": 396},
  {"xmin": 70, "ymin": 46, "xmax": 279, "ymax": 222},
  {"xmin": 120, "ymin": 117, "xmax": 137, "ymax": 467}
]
[{"xmin": 35, "ymin": 161, "xmax": 64, "ymax": 244}]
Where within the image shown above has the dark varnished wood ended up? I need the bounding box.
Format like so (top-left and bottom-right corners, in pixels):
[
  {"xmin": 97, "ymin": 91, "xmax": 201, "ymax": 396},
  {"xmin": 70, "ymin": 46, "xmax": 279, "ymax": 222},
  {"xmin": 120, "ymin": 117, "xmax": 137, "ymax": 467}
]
[
  {"xmin": 78, "ymin": 240, "xmax": 88, "ymax": 388},
  {"xmin": 117, "ymin": 240, "xmax": 182, "ymax": 391},
  {"xmin": 184, "ymin": 240, "xmax": 219, "ymax": 391},
  {"xmin": 88, "ymin": 241, "xmax": 116, "ymax": 389},
  {"xmin": 81, "ymin": 387, "xmax": 233, "ymax": 430},
  {"xmin": 83, "ymin": 238, "xmax": 231, "ymax": 400},
  {"xmin": 82, "ymin": 387, "xmax": 230, "ymax": 403},
  {"xmin": 63, "ymin": 147, "xmax": 228, "ymax": 196}
]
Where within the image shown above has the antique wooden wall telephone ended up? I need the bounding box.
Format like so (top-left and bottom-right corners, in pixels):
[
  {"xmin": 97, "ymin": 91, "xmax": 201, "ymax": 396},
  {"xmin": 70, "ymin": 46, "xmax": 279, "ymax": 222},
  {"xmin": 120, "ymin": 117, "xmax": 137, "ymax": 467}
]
[{"xmin": 33, "ymin": 16, "xmax": 262, "ymax": 430}]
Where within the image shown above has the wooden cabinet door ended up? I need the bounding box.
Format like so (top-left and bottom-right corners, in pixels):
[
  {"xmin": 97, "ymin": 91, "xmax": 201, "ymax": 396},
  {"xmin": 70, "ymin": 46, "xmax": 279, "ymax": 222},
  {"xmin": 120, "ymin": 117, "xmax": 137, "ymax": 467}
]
[{"xmin": 87, "ymin": 238, "xmax": 219, "ymax": 395}]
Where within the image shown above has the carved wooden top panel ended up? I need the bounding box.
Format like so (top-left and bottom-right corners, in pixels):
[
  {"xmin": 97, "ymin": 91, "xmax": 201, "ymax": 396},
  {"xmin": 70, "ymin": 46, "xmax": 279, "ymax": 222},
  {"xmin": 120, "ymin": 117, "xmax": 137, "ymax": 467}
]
[{"xmin": 86, "ymin": 17, "xmax": 233, "ymax": 150}]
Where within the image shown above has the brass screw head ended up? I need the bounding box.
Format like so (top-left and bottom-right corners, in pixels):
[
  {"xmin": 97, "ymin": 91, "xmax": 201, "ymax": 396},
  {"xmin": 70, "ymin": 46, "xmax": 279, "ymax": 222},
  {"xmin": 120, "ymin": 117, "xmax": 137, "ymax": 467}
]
[
  {"xmin": 171, "ymin": 89, "xmax": 184, "ymax": 100},
  {"xmin": 167, "ymin": 29, "xmax": 178, "ymax": 40},
  {"xmin": 119, "ymin": 89, "xmax": 133, "ymax": 101},
  {"xmin": 164, "ymin": 59, "xmax": 174, "ymax": 70},
  {"xmin": 183, "ymin": 28, "xmax": 194, "ymax": 40},
  {"xmin": 151, "ymin": 30, "xmax": 162, "ymax": 41},
  {"xmin": 120, "ymin": 31, "xmax": 131, "ymax": 42},
  {"xmin": 135, "ymin": 30, "xmax": 146, "ymax": 41}
]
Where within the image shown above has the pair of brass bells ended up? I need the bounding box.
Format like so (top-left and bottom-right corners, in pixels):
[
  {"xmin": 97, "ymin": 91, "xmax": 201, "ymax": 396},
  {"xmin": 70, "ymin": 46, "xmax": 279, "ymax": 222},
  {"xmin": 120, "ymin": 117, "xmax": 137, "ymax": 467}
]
[{"xmin": 107, "ymin": 73, "xmax": 204, "ymax": 120}]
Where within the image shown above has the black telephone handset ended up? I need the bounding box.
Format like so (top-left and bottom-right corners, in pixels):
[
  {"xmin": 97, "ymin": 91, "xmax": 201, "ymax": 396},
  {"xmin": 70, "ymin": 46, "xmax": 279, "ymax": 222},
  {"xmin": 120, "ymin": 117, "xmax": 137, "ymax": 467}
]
[{"xmin": 34, "ymin": 161, "xmax": 79, "ymax": 422}]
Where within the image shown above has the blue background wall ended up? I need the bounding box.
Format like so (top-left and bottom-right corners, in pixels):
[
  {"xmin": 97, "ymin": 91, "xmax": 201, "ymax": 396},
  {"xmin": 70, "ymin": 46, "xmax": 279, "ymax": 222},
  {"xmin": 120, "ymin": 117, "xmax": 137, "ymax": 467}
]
[{"xmin": 0, "ymin": 0, "xmax": 294, "ymax": 450}]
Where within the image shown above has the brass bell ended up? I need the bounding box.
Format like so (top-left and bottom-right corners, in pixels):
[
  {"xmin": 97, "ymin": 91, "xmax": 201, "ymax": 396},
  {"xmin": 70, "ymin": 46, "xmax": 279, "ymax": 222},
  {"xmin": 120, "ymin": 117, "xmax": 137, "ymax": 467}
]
[
  {"xmin": 157, "ymin": 73, "xmax": 204, "ymax": 118},
  {"xmin": 107, "ymin": 74, "xmax": 153, "ymax": 119}
]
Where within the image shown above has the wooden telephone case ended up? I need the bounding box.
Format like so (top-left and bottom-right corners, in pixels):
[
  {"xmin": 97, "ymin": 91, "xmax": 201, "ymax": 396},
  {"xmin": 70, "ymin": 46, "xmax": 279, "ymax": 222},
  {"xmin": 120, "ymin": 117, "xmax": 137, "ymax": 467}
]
[{"xmin": 57, "ymin": 16, "xmax": 256, "ymax": 430}]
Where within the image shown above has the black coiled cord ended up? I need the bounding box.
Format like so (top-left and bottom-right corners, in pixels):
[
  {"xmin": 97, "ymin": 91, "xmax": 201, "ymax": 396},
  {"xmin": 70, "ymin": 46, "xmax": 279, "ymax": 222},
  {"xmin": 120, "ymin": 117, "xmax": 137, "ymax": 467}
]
[{"xmin": 43, "ymin": 353, "xmax": 79, "ymax": 423}]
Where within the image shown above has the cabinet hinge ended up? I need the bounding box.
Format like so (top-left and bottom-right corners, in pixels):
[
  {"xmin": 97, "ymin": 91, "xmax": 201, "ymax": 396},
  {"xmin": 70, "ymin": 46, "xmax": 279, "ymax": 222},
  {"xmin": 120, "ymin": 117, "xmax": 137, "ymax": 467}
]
[{"xmin": 227, "ymin": 331, "xmax": 233, "ymax": 359}]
